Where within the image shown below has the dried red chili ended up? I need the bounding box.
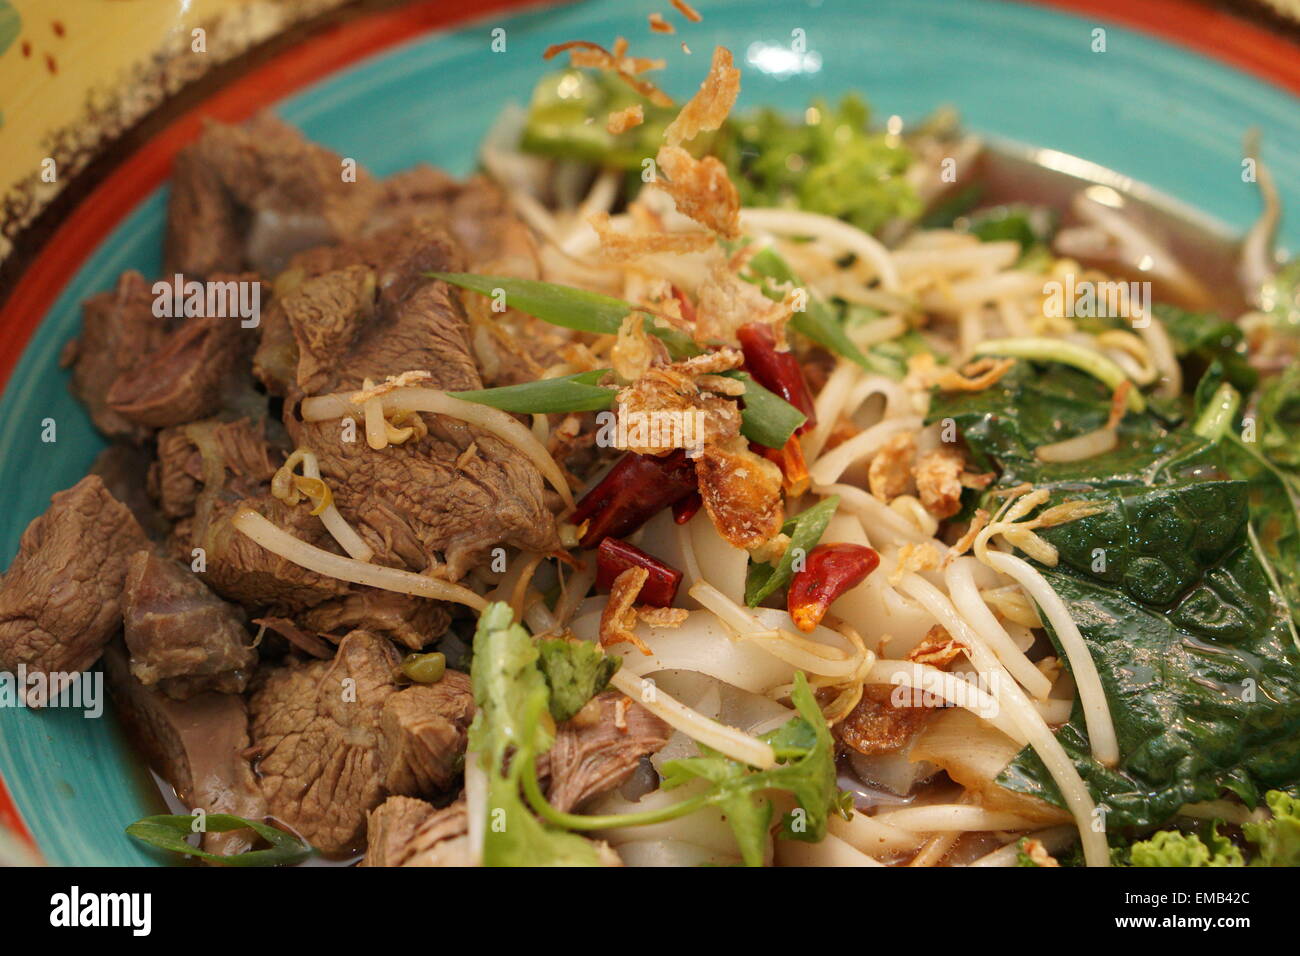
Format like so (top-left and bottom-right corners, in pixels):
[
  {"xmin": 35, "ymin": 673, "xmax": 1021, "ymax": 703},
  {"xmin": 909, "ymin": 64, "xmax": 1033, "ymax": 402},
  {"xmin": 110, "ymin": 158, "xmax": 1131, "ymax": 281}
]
[
  {"xmin": 595, "ymin": 537, "xmax": 683, "ymax": 607},
  {"xmin": 754, "ymin": 435, "xmax": 810, "ymax": 497},
  {"xmin": 737, "ymin": 321, "xmax": 817, "ymax": 433},
  {"xmin": 787, "ymin": 543, "xmax": 880, "ymax": 632},
  {"xmin": 571, "ymin": 450, "xmax": 697, "ymax": 549},
  {"xmin": 672, "ymin": 490, "xmax": 703, "ymax": 525}
]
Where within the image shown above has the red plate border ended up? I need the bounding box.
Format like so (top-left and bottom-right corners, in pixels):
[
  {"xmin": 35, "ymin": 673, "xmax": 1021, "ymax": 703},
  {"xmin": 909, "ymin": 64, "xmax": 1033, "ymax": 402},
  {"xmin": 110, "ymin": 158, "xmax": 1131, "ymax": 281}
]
[{"xmin": 0, "ymin": 0, "xmax": 1297, "ymax": 855}]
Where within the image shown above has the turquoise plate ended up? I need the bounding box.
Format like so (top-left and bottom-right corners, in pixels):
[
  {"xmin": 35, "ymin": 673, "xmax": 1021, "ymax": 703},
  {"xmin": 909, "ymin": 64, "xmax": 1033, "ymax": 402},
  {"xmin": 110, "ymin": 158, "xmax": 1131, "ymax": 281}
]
[{"xmin": 2, "ymin": 0, "xmax": 1297, "ymax": 865}]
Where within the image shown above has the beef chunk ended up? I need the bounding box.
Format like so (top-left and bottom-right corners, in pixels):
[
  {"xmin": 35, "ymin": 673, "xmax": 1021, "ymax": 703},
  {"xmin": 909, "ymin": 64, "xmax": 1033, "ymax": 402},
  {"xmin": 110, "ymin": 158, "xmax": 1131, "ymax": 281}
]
[
  {"xmin": 300, "ymin": 590, "xmax": 448, "ymax": 651},
  {"xmin": 362, "ymin": 796, "xmax": 469, "ymax": 867},
  {"xmin": 369, "ymin": 168, "xmax": 540, "ymax": 277},
  {"xmin": 280, "ymin": 220, "xmax": 558, "ymax": 576},
  {"xmin": 0, "ymin": 477, "xmax": 148, "ymax": 702},
  {"xmin": 378, "ymin": 671, "xmax": 474, "ymax": 797},
  {"xmin": 165, "ymin": 113, "xmax": 381, "ymax": 277},
  {"xmin": 105, "ymin": 644, "xmax": 266, "ymax": 857},
  {"xmin": 150, "ymin": 417, "xmax": 278, "ymax": 521},
  {"xmin": 122, "ymin": 550, "xmax": 258, "ymax": 699},
  {"xmin": 196, "ymin": 494, "xmax": 351, "ymax": 614},
  {"xmin": 91, "ymin": 443, "xmax": 170, "ymax": 541},
  {"xmin": 62, "ymin": 271, "xmax": 169, "ymax": 442},
  {"xmin": 544, "ymin": 692, "xmax": 671, "ymax": 812},
  {"xmin": 105, "ymin": 283, "xmax": 255, "ymax": 429},
  {"xmin": 248, "ymin": 629, "xmax": 400, "ymax": 854}
]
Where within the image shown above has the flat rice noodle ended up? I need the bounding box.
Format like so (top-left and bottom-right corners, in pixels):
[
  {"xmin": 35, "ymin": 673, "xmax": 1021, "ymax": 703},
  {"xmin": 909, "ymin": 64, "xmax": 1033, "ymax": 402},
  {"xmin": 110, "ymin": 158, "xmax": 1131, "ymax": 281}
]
[{"xmin": 908, "ymin": 708, "xmax": 1071, "ymax": 824}]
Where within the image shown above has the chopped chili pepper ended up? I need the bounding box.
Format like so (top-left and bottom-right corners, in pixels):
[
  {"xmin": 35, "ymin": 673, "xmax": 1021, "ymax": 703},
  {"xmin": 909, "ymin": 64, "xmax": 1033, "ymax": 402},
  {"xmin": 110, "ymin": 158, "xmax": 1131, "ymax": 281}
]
[
  {"xmin": 755, "ymin": 435, "xmax": 811, "ymax": 497},
  {"xmin": 737, "ymin": 321, "xmax": 817, "ymax": 434},
  {"xmin": 595, "ymin": 537, "xmax": 683, "ymax": 607},
  {"xmin": 571, "ymin": 450, "xmax": 697, "ymax": 549},
  {"xmin": 672, "ymin": 490, "xmax": 703, "ymax": 524},
  {"xmin": 670, "ymin": 284, "xmax": 697, "ymax": 326},
  {"xmin": 787, "ymin": 543, "xmax": 880, "ymax": 632}
]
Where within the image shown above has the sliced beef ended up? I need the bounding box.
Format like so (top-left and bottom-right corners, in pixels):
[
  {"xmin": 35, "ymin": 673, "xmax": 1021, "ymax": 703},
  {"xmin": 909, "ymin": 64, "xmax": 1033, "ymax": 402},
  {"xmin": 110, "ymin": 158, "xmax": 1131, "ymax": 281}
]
[
  {"xmin": 544, "ymin": 692, "xmax": 672, "ymax": 812},
  {"xmin": 280, "ymin": 220, "xmax": 558, "ymax": 576},
  {"xmin": 104, "ymin": 643, "xmax": 266, "ymax": 857},
  {"xmin": 362, "ymin": 796, "xmax": 469, "ymax": 867},
  {"xmin": 377, "ymin": 671, "xmax": 474, "ymax": 798},
  {"xmin": 121, "ymin": 550, "xmax": 258, "ymax": 699},
  {"xmin": 62, "ymin": 270, "xmax": 169, "ymax": 442},
  {"xmin": 300, "ymin": 590, "xmax": 449, "ymax": 651},
  {"xmin": 248, "ymin": 629, "xmax": 400, "ymax": 855},
  {"xmin": 105, "ymin": 278, "xmax": 257, "ymax": 429},
  {"xmin": 0, "ymin": 476, "xmax": 148, "ymax": 702},
  {"xmin": 165, "ymin": 113, "xmax": 382, "ymax": 278}
]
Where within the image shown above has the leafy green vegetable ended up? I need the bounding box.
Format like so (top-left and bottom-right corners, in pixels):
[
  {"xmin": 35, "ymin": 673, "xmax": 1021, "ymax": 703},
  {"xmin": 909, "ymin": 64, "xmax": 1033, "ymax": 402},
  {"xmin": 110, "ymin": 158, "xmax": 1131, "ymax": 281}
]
[
  {"xmin": 125, "ymin": 813, "xmax": 312, "ymax": 867},
  {"xmin": 745, "ymin": 495, "xmax": 839, "ymax": 606},
  {"xmin": 537, "ymin": 638, "xmax": 621, "ymax": 723},
  {"xmin": 431, "ymin": 273, "xmax": 700, "ymax": 359},
  {"xmin": 450, "ymin": 370, "xmax": 616, "ymax": 414},
  {"xmin": 658, "ymin": 672, "xmax": 839, "ymax": 866},
  {"xmin": 1258, "ymin": 364, "xmax": 1300, "ymax": 470},
  {"xmin": 967, "ymin": 203, "xmax": 1057, "ymax": 267},
  {"xmin": 520, "ymin": 68, "xmax": 679, "ymax": 169},
  {"xmin": 1129, "ymin": 823, "xmax": 1244, "ymax": 867},
  {"xmin": 1243, "ymin": 790, "xmax": 1300, "ymax": 865},
  {"xmin": 935, "ymin": 358, "xmax": 1300, "ymax": 829},
  {"xmin": 722, "ymin": 370, "xmax": 807, "ymax": 449},
  {"xmin": 467, "ymin": 602, "xmax": 606, "ymax": 866},
  {"xmin": 723, "ymin": 94, "xmax": 920, "ymax": 235},
  {"xmin": 1156, "ymin": 303, "xmax": 1258, "ymax": 396}
]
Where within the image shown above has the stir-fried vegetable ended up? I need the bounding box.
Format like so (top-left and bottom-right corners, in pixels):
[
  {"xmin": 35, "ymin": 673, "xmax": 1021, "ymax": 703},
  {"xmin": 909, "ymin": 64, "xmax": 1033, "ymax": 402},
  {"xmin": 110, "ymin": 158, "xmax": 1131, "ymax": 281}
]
[
  {"xmin": 745, "ymin": 495, "xmax": 840, "ymax": 606},
  {"xmin": 451, "ymin": 370, "xmax": 615, "ymax": 414}
]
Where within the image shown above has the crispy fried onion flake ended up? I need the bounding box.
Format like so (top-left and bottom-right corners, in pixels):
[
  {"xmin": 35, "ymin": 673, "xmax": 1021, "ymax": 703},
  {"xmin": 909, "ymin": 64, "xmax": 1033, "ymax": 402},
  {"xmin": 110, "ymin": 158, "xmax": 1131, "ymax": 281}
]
[
  {"xmin": 696, "ymin": 437, "xmax": 785, "ymax": 550},
  {"xmin": 664, "ymin": 47, "xmax": 740, "ymax": 146},
  {"xmin": 588, "ymin": 210, "xmax": 713, "ymax": 261},
  {"xmin": 654, "ymin": 146, "xmax": 741, "ymax": 238}
]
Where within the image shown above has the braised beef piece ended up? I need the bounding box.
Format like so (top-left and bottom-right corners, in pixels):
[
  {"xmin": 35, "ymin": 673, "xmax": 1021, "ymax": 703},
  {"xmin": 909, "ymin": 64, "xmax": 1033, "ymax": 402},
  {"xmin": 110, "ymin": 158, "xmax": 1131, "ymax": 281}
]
[
  {"xmin": 165, "ymin": 113, "xmax": 381, "ymax": 278},
  {"xmin": 91, "ymin": 444, "xmax": 171, "ymax": 541},
  {"xmin": 150, "ymin": 417, "xmax": 279, "ymax": 521},
  {"xmin": 248, "ymin": 629, "xmax": 401, "ymax": 855},
  {"xmin": 301, "ymin": 590, "xmax": 448, "ymax": 651},
  {"xmin": 378, "ymin": 670, "xmax": 474, "ymax": 798},
  {"xmin": 121, "ymin": 549, "xmax": 258, "ymax": 699},
  {"xmin": 363, "ymin": 796, "xmax": 469, "ymax": 867},
  {"xmin": 61, "ymin": 271, "xmax": 169, "ymax": 442},
  {"xmin": 369, "ymin": 168, "xmax": 540, "ymax": 277},
  {"xmin": 0, "ymin": 476, "xmax": 148, "ymax": 703},
  {"xmin": 279, "ymin": 220, "xmax": 559, "ymax": 576},
  {"xmin": 542, "ymin": 692, "xmax": 672, "ymax": 812},
  {"xmin": 105, "ymin": 276, "xmax": 257, "ymax": 429},
  {"xmin": 104, "ymin": 643, "xmax": 266, "ymax": 857}
]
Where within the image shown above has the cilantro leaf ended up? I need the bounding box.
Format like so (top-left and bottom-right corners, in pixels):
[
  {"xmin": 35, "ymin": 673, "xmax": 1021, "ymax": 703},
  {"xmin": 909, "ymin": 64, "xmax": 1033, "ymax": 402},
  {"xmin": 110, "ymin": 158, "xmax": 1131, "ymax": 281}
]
[
  {"xmin": 467, "ymin": 602, "xmax": 606, "ymax": 867},
  {"xmin": 537, "ymin": 638, "xmax": 621, "ymax": 723}
]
